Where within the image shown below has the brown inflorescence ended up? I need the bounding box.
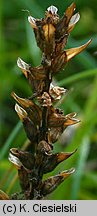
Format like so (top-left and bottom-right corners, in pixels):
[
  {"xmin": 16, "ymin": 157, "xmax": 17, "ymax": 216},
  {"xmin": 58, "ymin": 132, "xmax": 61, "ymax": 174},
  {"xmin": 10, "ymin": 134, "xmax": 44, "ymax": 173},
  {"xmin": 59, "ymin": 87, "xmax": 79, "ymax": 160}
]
[{"xmin": 1, "ymin": 3, "xmax": 91, "ymax": 200}]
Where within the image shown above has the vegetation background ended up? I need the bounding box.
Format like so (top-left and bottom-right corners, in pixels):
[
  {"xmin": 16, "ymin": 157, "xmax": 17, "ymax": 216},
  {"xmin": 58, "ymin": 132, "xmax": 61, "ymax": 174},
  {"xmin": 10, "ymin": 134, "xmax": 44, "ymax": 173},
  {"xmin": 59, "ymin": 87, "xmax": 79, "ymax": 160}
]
[{"xmin": 0, "ymin": 0, "xmax": 97, "ymax": 199}]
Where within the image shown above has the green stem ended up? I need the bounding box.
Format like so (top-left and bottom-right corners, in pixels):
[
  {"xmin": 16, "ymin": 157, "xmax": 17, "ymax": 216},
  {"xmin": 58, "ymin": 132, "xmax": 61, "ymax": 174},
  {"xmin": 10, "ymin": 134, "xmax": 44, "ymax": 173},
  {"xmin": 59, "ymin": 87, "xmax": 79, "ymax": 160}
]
[{"xmin": 58, "ymin": 68, "xmax": 97, "ymax": 86}]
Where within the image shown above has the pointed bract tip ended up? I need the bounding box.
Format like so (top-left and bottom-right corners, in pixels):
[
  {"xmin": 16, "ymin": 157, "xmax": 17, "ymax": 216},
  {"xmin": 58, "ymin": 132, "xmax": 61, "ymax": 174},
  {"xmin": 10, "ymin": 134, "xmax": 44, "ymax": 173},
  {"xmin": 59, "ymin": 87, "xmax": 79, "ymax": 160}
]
[
  {"xmin": 70, "ymin": 2, "xmax": 76, "ymax": 9},
  {"xmin": 65, "ymin": 2, "xmax": 76, "ymax": 20},
  {"xmin": 66, "ymin": 39, "xmax": 92, "ymax": 61},
  {"xmin": 64, "ymin": 118, "xmax": 80, "ymax": 126},
  {"xmin": 11, "ymin": 91, "xmax": 17, "ymax": 100},
  {"xmin": 66, "ymin": 2, "xmax": 76, "ymax": 12},
  {"xmin": 57, "ymin": 149, "xmax": 77, "ymax": 162},
  {"xmin": 11, "ymin": 91, "xmax": 21, "ymax": 104}
]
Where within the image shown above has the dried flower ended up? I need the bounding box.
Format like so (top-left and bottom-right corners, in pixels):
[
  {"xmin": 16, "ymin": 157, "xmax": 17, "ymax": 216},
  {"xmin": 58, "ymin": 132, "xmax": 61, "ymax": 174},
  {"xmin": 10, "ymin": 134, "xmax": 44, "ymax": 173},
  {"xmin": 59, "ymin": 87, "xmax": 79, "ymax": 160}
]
[{"xmin": 49, "ymin": 83, "xmax": 67, "ymax": 100}]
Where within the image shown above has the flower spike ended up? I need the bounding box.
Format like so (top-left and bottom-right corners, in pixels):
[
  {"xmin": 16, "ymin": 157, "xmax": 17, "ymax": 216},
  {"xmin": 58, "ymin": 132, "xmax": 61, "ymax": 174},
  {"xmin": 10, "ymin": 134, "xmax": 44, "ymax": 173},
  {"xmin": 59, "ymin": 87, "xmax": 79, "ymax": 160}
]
[{"xmin": 6, "ymin": 3, "xmax": 91, "ymax": 200}]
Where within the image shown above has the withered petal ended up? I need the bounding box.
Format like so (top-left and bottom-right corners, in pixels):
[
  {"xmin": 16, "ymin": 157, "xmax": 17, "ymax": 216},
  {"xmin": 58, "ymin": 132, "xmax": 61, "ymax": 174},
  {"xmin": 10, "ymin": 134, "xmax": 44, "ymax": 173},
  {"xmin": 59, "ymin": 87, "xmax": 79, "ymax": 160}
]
[
  {"xmin": 10, "ymin": 148, "xmax": 19, "ymax": 157},
  {"xmin": 49, "ymin": 83, "xmax": 67, "ymax": 100},
  {"xmin": 38, "ymin": 92, "xmax": 52, "ymax": 107},
  {"xmin": 47, "ymin": 5, "xmax": 58, "ymax": 15},
  {"xmin": 68, "ymin": 12, "xmax": 80, "ymax": 33},
  {"xmin": 15, "ymin": 103, "xmax": 27, "ymax": 121},
  {"xmin": 8, "ymin": 151, "xmax": 22, "ymax": 170},
  {"xmin": 66, "ymin": 39, "xmax": 92, "ymax": 61},
  {"xmin": 17, "ymin": 57, "xmax": 30, "ymax": 77},
  {"xmin": 28, "ymin": 16, "xmax": 37, "ymax": 29},
  {"xmin": 66, "ymin": 112, "xmax": 77, "ymax": 118},
  {"xmin": 59, "ymin": 167, "xmax": 75, "ymax": 178},
  {"xmin": 64, "ymin": 114, "xmax": 80, "ymax": 126}
]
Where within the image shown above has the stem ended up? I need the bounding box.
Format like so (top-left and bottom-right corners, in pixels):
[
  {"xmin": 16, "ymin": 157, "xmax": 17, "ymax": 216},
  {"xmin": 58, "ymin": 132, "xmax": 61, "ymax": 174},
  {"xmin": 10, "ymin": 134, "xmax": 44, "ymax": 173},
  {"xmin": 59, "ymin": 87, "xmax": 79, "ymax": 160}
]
[{"xmin": 40, "ymin": 107, "xmax": 48, "ymax": 140}]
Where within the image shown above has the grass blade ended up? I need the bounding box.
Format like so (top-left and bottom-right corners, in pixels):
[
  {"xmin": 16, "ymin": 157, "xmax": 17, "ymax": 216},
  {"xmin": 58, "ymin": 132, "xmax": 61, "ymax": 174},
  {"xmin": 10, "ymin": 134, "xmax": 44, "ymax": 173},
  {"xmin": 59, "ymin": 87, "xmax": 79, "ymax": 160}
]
[{"xmin": 0, "ymin": 121, "xmax": 22, "ymax": 161}]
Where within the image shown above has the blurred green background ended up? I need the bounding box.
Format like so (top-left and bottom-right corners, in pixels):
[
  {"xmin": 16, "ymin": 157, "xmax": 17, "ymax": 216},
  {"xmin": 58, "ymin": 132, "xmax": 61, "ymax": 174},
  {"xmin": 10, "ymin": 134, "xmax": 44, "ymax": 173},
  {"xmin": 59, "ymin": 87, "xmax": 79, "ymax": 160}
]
[{"xmin": 0, "ymin": 0, "xmax": 97, "ymax": 200}]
